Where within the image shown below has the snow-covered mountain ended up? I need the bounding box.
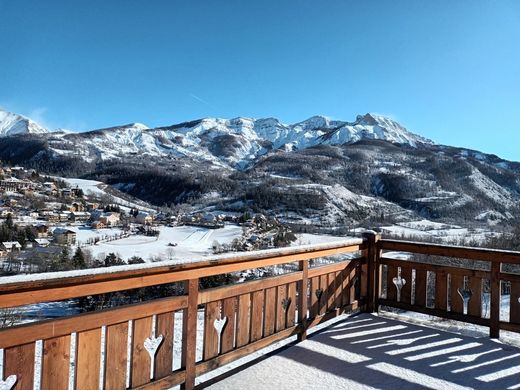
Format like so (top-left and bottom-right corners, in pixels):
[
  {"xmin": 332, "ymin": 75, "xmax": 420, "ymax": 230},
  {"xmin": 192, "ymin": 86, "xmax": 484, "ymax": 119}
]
[
  {"xmin": 40, "ymin": 112, "xmax": 431, "ymax": 169},
  {"xmin": 0, "ymin": 109, "xmax": 49, "ymax": 136}
]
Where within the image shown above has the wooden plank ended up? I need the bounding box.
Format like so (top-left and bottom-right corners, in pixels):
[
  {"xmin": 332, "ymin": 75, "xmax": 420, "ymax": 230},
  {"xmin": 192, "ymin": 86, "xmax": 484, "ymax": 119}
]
[
  {"xmin": 307, "ymin": 260, "xmax": 352, "ymax": 278},
  {"xmin": 155, "ymin": 312, "xmax": 175, "ymax": 380},
  {"xmin": 41, "ymin": 335, "xmax": 70, "ymax": 390},
  {"xmin": 386, "ymin": 265, "xmax": 398, "ymax": 301},
  {"xmin": 450, "ymin": 274, "xmax": 464, "ymax": 314},
  {"xmin": 309, "ymin": 276, "xmax": 320, "ymax": 319},
  {"xmin": 490, "ymin": 262, "xmax": 500, "ymax": 338},
  {"xmin": 0, "ymin": 295, "xmax": 187, "ymax": 349},
  {"xmin": 400, "ymin": 266, "xmax": 412, "ymax": 304},
  {"xmin": 334, "ymin": 271, "xmax": 342, "ymax": 309},
  {"xmin": 319, "ymin": 274, "xmax": 328, "ymax": 315},
  {"xmin": 198, "ymin": 272, "xmax": 302, "ymax": 304},
  {"xmin": 105, "ymin": 322, "xmax": 128, "ymax": 390},
  {"xmin": 0, "ymin": 244, "xmax": 365, "ymax": 309},
  {"xmin": 380, "ymin": 239, "xmax": 520, "ymax": 264},
  {"xmin": 203, "ymin": 301, "xmax": 220, "ymax": 360},
  {"xmin": 510, "ymin": 281, "xmax": 520, "ymax": 325},
  {"xmin": 250, "ymin": 290, "xmax": 264, "ymax": 342},
  {"xmin": 468, "ymin": 277, "xmax": 482, "ymax": 318},
  {"xmin": 236, "ymin": 293, "xmax": 251, "ymax": 347},
  {"xmin": 181, "ymin": 279, "xmax": 199, "ymax": 390},
  {"xmin": 297, "ymin": 260, "xmax": 308, "ymax": 342},
  {"xmin": 275, "ymin": 284, "xmax": 287, "ymax": 332},
  {"xmin": 131, "ymin": 316, "xmax": 153, "ymax": 388},
  {"xmin": 76, "ymin": 328, "xmax": 101, "ymax": 390},
  {"xmin": 414, "ymin": 269, "xmax": 427, "ymax": 307},
  {"xmin": 264, "ymin": 287, "xmax": 276, "ymax": 337},
  {"xmin": 134, "ymin": 370, "xmax": 186, "ymax": 390},
  {"xmin": 326, "ymin": 272, "xmax": 336, "ymax": 311},
  {"xmin": 3, "ymin": 343, "xmax": 35, "ymax": 390},
  {"xmin": 435, "ymin": 271, "xmax": 448, "ymax": 311},
  {"xmin": 341, "ymin": 267, "xmax": 351, "ymax": 306},
  {"xmin": 287, "ymin": 282, "xmax": 297, "ymax": 328},
  {"xmin": 221, "ymin": 297, "xmax": 236, "ymax": 354},
  {"xmin": 350, "ymin": 266, "xmax": 358, "ymax": 303}
]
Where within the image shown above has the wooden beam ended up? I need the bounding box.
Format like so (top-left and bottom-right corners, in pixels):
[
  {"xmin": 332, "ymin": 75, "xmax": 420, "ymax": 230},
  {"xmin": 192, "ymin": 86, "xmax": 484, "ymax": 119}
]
[{"xmin": 181, "ymin": 279, "xmax": 199, "ymax": 390}]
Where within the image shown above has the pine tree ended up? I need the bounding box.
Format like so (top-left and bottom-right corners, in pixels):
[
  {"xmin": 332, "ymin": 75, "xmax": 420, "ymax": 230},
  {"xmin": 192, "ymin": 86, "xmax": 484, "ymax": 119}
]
[{"xmin": 72, "ymin": 247, "xmax": 86, "ymax": 269}]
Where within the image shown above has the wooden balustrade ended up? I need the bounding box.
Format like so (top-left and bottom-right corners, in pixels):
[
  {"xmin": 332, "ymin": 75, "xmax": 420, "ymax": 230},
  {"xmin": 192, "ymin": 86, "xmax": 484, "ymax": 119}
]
[
  {"xmin": 2, "ymin": 235, "xmax": 520, "ymax": 389},
  {"xmin": 0, "ymin": 239, "xmax": 365, "ymax": 390}
]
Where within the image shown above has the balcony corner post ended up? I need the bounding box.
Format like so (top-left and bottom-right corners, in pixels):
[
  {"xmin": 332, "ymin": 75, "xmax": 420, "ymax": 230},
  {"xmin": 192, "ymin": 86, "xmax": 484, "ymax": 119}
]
[
  {"xmin": 297, "ymin": 259, "xmax": 309, "ymax": 342},
  {"xmin": 362, "ymin": 231, "xmax": 381, "ymax": 313}
]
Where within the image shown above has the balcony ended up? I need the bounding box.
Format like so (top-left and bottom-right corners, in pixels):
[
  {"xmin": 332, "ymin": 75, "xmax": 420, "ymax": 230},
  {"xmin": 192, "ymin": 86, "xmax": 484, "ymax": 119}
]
[{"xmin": 0, "ymin": 233, "xmax": 519, "ymax": 389}]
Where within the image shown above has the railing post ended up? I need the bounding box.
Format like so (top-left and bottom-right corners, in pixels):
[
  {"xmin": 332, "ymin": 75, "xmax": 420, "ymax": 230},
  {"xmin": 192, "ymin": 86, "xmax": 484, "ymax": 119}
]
[
  {"xmin": 181, "ymin": 278, "xmax": 199, "ymax": 390},
  {"xmin": 363, "ymin": 231, "xmax": 381, "ymax": 313},
  {"xmin": 297, "ymin": 259, "xmax": 309, "ymax": 342},
  {"xmin": 490, "ymin": 262, "xmax": 500, "ymax": 338}
]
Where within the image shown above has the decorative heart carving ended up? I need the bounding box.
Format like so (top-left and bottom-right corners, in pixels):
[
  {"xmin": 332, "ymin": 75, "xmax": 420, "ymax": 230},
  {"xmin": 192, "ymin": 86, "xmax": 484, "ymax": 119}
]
[
  {"xmin": 457, "ymin": 288, "xmax": 473, "ymax": 301},
  {"xmin": 0, "ymin": 375, "xmax": 17, "ymax": 390},
  {"xmin": 214, "ymin": 317, "xmax": 227, "ymax": 334},
  {"xmin": 392, "ymin": 276, "xmax": 406, "ymax": 291},
  {"xmin": 281, "ymin": 297, "xmax": 292, "ymax": 311},
  {"xmin": 144, "ymin": 335, "xmax": 164, "ymax": 358},
  {"xmin": 315, "ymin": 288, "xmax": 324, "ymax": 300}
]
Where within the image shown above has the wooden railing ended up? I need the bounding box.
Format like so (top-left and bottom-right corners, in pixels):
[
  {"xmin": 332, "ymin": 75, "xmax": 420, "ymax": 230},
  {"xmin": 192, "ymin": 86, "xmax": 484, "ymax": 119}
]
[
  {"xmin": 2, "ymin": 233, "xmax": 520, "ymax": 390},
  {"xmin": 376, "ymin": 238, "xmax": 520, "ymax": 338},
  {"xmin": 0, "ymin": 238, "xmax": 367, "ymax": 390}
]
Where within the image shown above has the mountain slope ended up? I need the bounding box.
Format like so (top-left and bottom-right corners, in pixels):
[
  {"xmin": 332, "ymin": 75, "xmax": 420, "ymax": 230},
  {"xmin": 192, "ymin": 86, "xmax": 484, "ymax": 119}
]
[{"xmin": 0, "ymin": 109, "xmax": 49, "ymax": 136}]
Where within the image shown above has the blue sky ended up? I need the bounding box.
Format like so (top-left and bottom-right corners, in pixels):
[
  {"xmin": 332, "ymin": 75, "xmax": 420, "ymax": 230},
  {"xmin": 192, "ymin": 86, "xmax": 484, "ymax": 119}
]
[{"xmin": 1, "ymin": 1, "xmax": 519, "ymax": 160}]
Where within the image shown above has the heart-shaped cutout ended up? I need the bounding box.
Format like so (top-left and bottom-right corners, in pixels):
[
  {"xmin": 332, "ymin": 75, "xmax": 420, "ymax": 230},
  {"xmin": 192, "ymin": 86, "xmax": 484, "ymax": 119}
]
[
  {"xmin": 0, "ymin": 375, "xmax": 17, "ymax": 390},
  {"xmin": 457, "ymin": 288, "xmax": 473, "ymax": 300},
  {"xmin": 392, "ymin": 276, "xmax": 406, "ymax": 290},
  {"xmin": 315, "ymin": 288, "xmax": 323, "ymax": 300},
  {"xmin": 144, "ymin": 335, "xmax": 164, "ymax": 358},
  {"xmin": 214, "ymin": 317, "xmax": 227, "ymax": 334},
  {"xmin": 282, "ymin": 297, "xmax": 292, "ymax": 311}
]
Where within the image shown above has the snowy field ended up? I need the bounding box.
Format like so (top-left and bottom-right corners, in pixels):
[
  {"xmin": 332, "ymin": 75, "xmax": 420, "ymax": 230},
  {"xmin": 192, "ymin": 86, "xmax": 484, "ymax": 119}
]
[{"xmin": 85, "ymin": 225, "xmax": 243, "ymax": 262}]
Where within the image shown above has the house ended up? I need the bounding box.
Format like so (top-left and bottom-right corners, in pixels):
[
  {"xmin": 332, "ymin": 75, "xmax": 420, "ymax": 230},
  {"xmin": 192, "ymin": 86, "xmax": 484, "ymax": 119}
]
[
  {"xmin": 33, "ymin": 238, "xmax": 50, "ymax": 247},
  {"xmin": 135, "ymin": 211, "xmax": 153, "ymax": 225},
  {"xmin": 34, "ymin": 224, "xmax": 50, "ymax": 238},
  {"xmin": 71, "ymin": 202, "xmax": 85, "ymax": 212},
  {"xmin": 91, "ymin": 221, "xmax": 106, "ymax": 230},
  {"xmin": 59, "ymin": 212, "xmax": 71, "ymax": 222},
  {"xmin": 53, "ymin": 228, "xmax": 76, "ymax": 245},
  {"xmin": 71, "ymin": 212, "xmax": 91, "ymax": 222},
  {"xmin": 99, "ymin": 212, "xmax": 120, "ymax": 226},
  {"xmin": 1, "ymin": 241, "xmax": 22, "ymax": 253}
]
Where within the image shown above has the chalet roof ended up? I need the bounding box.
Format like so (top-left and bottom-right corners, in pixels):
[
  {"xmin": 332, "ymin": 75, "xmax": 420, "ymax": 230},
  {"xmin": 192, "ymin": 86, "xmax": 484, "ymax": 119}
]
[
  {"xmin": 2, "ymin": 241, "xmax": 21, "ymax": 249},
  {"xmin": 53, "ymin": 228, "xmax": 76, "ymax": 235}
]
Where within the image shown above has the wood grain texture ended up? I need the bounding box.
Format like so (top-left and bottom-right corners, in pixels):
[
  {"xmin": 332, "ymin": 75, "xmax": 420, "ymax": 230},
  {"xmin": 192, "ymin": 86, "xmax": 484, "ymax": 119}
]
[
  {"xmin": 203, "ymin": 301, "xmax": 220, "ymax": 360},
  {"xmin": 386, "ymin": 265, "xmax": 398, "ymax": 301},
  {"xmin": 400, "ymin": 266, "xmax": 412, "ymax": 304},
  {"xmin": 41, "ymin": 335, "xmax": 70, "ymax": 390},
  {"xmin": 236, "ymin": 293, "xmax": 251, "ymax": 347},
  {"xmin": 76, "ymin": 328, "xmax": 101, "ymax": 390},
  {"xmin": 105, "ymin": 322, "xmax": 128, "ymax": 390},
  {"xmin": 287, "ymin": 282, "xmax": 297, "ymax": 328},
  {"xmin": 131, "ymin": 316, "xmax": 153, "ymax": 387},
  {"xmin": 3, "ymin": 343, "xmax": 35, "ymax": 390},
  {"xmin": 435, "ymin": 271, "xmax": 448, "ymax": 311},
  {"xmin": 319, "ymin": 274, "xmax": 328, "ymax": 315},
  {"xmin": 414, "ymin": 269, "xmax": 427, "ymax": 307},
  {"xmin": 155, "ymin": 312, "xmax": 175, "ymax": 380},
  {"xmin": 450, "ymin": 274, "xmax": 465, "ymax": 314},
  {"xmin": 275, "ymin": 284, "xmax": 287, "ymax": 332},
  {"xmin": 511, "ymin": 281, "xmax": 520, "ymax": 325},
  {"xmin": 468, "ymin": 277, "xmax": 482, "ymax": 318},
  {"xmin": 221, "ymin": 297, "xmax": 236, "ymax": 354},
  {"xmin": 250, "ymin": 291, "xmax": 264, "ymax": 342},
  {"xmin": 264, "ymin": 287, "xmax": 276, "ymax": 337}
]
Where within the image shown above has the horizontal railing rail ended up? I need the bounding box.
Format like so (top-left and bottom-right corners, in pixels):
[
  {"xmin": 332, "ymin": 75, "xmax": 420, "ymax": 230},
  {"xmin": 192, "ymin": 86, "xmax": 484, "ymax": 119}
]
[{"xmin": 0, "ymin": 238, "xmax": 366, "ymax": 390}]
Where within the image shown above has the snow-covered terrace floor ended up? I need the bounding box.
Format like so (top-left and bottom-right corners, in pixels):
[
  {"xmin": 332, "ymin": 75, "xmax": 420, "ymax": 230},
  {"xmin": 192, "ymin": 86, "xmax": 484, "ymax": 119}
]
[{"xmin": 206, "ymin": 314, "xmax": 520, "ymax": 390}]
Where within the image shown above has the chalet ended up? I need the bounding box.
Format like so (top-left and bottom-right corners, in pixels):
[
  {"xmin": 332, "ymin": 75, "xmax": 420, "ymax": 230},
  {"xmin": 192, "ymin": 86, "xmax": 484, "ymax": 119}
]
[
  {"xmin": 91, "ymin": 221, "xmax": 106, "ymax": 230},
  {"xmin": 71, "ymin": 212, "xmax": 90, "ymax": 222},
  {"xmin": 135, "ymin": 211, "xmax": 153, "ymax": 225},
  {"xmin": 72, "ymin": 202, "xmax": 85, "ymax": 212},
  {"xmin": 0, "ymin": 177, "xmax": 32, "ymax": 192},
  {"xmin": 59, "ymin": 212, "xmax": 71, "ymax": 222},
  {"xmin": 100, "ymin": 212, "xmax": 120, "ymax": 226},
  {"xmin": 34, "ymin": 224, "xmax": 50, "ymax": 238},
  {"xmin": 1, "ymin": 241, "xmax": 22, "ymax": 253},
  {"xmin": 53, "ymin": 228, "xmax": 76, "ymax": 245}
]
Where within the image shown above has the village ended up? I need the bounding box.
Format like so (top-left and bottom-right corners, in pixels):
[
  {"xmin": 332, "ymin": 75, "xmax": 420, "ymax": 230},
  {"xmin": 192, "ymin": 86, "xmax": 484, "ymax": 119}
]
[{"xmin": 0, "ymin": 165, "xmax": 298, "ymax": 275}]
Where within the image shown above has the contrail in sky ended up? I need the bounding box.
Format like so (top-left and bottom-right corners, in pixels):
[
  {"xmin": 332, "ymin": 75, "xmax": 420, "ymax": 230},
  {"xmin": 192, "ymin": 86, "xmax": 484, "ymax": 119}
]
[{"xmin": 190, "ymin": 93, "xmax": 216, "ymax": 110}]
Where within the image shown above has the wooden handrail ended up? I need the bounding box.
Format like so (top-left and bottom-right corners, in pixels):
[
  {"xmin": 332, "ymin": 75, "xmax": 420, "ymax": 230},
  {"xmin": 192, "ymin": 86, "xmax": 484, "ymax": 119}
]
[
  {"xmin": 0, "ymin": 239, "xmax": 364, "ymax": 308},
  {"xmin": 380, "ymin": 239, "xmax": 520, "ymax": 264}
]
